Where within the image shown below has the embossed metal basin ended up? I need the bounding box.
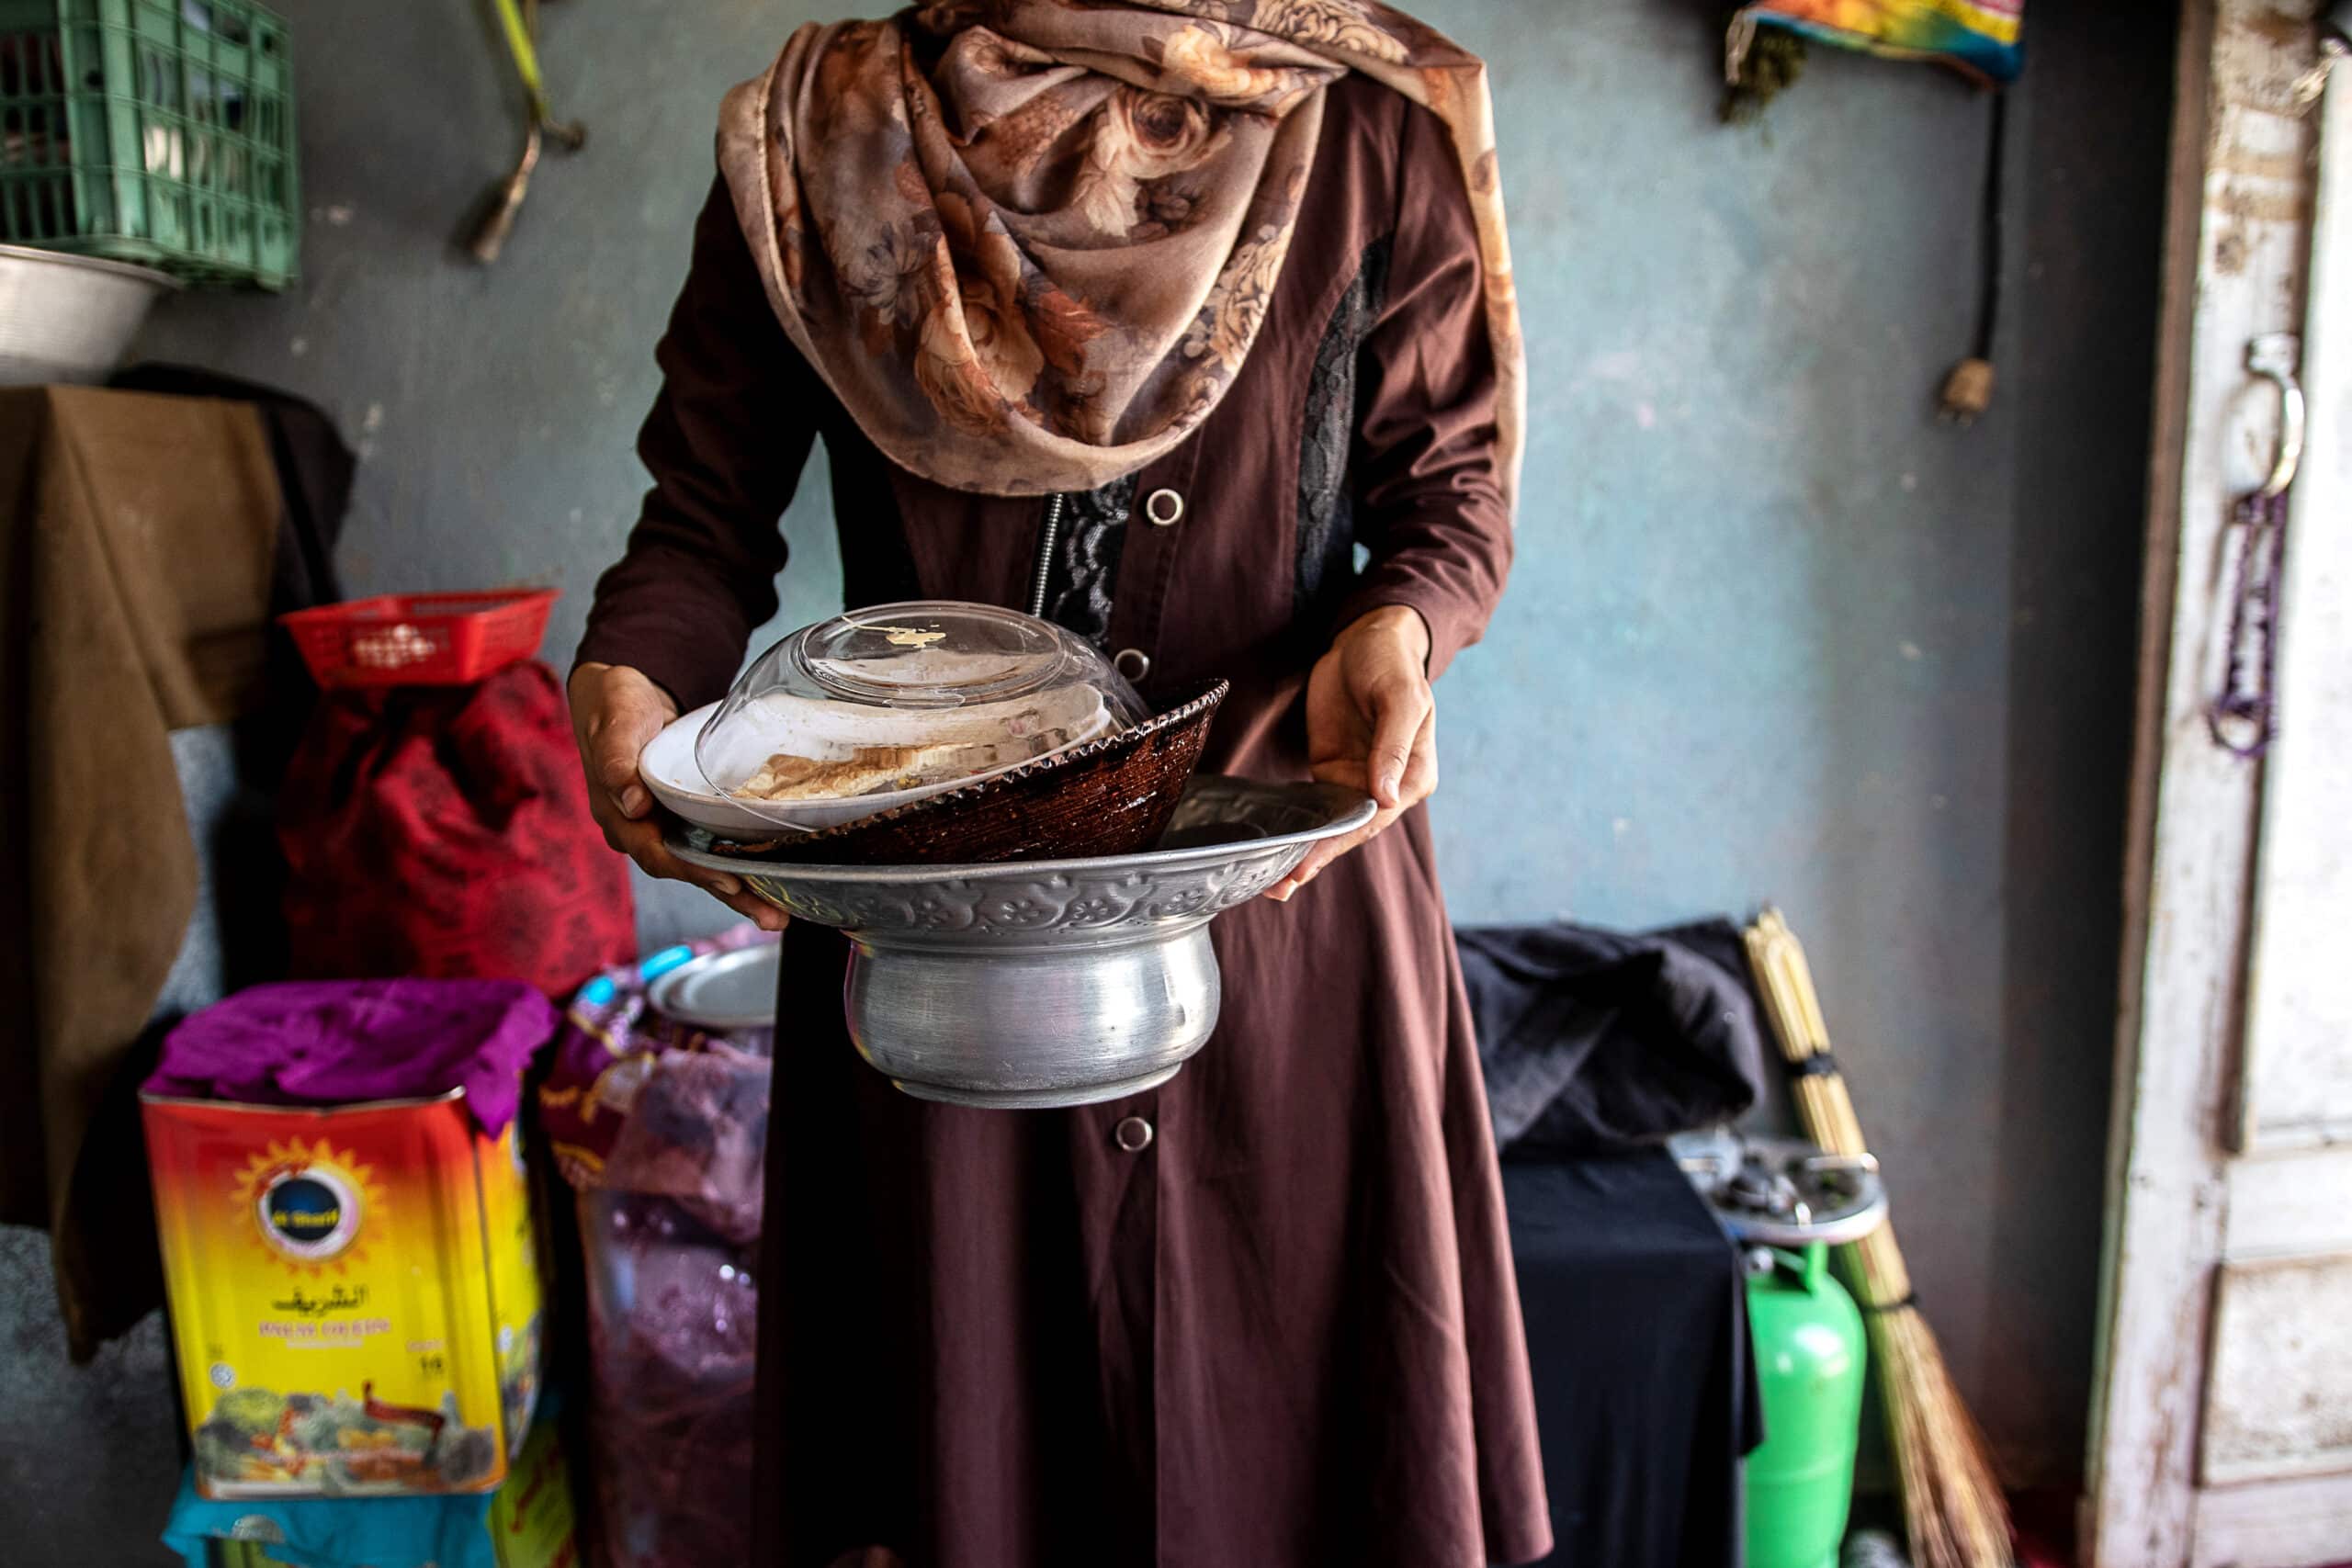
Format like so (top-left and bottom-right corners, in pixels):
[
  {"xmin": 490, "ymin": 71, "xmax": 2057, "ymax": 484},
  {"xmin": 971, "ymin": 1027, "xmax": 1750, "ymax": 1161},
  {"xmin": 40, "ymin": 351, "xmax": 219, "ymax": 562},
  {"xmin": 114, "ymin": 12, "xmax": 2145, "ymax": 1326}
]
[{"xmin": 667, "ymin": 777, "xmax": 1376, "ymax": 1108}]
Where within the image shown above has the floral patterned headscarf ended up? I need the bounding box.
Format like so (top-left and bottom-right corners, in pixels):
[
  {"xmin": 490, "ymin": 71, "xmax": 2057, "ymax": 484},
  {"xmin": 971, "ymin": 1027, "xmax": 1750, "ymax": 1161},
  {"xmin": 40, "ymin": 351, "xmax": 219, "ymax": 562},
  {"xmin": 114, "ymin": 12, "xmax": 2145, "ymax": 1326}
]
[{"xmin": 717, "ymin": 0, "xmax": 1520, "ymax": 504}]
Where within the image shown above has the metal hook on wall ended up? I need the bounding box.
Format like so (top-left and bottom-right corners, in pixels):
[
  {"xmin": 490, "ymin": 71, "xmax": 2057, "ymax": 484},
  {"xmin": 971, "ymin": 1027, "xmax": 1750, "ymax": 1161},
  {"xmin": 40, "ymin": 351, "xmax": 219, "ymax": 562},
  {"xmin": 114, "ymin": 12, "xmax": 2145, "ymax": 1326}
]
[
  {"xmin": 2207, "ymin": 333, "xmax": 2303, "ymax": 757},
  {"xmin": 2247, "ymin": 333, "xmax": 2304, "ymax": 498}
]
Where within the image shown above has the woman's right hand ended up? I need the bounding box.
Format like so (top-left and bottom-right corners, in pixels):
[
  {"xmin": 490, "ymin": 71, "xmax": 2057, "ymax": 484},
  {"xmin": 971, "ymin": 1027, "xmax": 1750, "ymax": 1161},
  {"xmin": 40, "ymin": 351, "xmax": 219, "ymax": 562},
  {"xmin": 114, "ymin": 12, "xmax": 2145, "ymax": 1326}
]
[{"xmin": 568, "ymin": 661, "xmax": 786, "ymax": 932}]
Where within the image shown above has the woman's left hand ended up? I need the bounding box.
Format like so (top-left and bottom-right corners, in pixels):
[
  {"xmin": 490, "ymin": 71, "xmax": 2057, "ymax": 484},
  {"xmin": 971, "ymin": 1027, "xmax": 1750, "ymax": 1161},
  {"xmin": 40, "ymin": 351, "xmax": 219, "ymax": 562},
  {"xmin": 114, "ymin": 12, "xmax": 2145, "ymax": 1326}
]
[{"xmin": 1268, "ymin": 604, "xmax": 1437, "ymax": 901}]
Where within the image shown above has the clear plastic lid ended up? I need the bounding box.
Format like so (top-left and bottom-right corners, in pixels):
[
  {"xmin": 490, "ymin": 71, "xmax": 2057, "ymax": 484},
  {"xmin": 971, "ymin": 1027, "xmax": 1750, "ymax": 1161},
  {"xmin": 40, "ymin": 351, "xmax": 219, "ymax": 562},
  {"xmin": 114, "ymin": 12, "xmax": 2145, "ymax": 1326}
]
[{"xmin": 693, "ymin": 601, "xmax": 1148, "ymax": 830}]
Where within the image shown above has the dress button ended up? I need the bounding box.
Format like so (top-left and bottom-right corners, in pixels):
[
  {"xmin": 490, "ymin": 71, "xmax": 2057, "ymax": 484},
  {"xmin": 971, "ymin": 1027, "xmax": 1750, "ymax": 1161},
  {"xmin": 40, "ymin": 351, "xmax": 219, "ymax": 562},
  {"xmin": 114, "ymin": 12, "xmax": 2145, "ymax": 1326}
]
[
  {"xmin": 1144, "ymin": 488, "xmax": 1184, "ymax": 526},
  {"xmin": 1114, "ymin": 648, "xmax": 1151, "ymax": 681},
  {"xmin": 1114, "ymin": 1115, "xmax": 1154, "ymax": 1153}
]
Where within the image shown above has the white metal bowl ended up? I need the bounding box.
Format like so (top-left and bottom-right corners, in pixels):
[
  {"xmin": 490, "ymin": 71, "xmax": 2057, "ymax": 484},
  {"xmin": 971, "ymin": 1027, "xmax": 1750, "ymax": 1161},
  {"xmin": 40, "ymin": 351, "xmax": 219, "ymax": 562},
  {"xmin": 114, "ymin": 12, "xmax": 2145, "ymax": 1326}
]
[
  {"xmin": 639, "ymin": 702, "xmax": 787, "ymax": 838},
  {"xmin": 0, "ymin": 243, "xmax": 178, "ymax": 386}
]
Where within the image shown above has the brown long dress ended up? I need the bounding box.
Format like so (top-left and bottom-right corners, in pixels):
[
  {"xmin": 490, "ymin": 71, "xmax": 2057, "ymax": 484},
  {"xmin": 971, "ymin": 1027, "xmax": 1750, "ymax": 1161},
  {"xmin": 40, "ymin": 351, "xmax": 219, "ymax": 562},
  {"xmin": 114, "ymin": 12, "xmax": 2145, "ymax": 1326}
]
[{"xmin": 578, "ymin": 73, "xmax": 1550, "ymax": 1568}]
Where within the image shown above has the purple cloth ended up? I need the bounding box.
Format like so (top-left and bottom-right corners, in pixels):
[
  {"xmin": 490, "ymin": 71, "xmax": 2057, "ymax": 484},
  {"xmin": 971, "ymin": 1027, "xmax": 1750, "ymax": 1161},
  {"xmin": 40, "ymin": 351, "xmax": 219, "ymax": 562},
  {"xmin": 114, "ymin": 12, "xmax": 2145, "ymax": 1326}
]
[{"xmin": 143, "ymin": 979, "xmax": 559, "ymax": 1134}]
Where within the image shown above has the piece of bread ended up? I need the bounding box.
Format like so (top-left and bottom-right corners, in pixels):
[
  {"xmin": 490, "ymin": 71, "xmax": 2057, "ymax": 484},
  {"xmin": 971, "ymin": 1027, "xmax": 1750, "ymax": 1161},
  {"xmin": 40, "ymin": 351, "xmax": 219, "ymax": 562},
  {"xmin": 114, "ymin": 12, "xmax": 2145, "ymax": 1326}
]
[{"xmin": 735, "ymin": 742, "xmax": 962, "ymax": 802}]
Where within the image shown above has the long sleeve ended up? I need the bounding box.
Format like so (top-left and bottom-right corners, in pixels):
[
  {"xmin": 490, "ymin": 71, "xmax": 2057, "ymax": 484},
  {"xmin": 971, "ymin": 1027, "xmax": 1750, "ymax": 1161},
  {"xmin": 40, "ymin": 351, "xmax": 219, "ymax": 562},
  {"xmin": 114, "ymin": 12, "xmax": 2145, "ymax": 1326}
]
[
  {"xmin": 574, "ymin": 175, "xmax": 818, "ymax": 711},
  {"xmin": 1335, "ymin": 101, "xmax": 1513, "ymax": 681}
]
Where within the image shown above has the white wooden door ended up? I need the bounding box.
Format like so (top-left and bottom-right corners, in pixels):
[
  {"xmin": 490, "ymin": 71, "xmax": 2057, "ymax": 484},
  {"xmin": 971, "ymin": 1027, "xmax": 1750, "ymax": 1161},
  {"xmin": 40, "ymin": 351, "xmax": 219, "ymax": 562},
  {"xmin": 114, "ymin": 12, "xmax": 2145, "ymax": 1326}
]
[{"xmin": 2087, "ymin": 5, "xmax": 2352, "ymax": 1566}]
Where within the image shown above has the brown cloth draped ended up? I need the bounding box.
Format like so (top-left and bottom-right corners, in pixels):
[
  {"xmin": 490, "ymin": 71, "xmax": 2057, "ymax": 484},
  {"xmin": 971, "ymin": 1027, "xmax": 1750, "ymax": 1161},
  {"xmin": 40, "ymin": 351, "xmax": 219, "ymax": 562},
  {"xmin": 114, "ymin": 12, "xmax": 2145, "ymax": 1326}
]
[
  {"xmin": 0, "ymin": 387, "xmax": 280, "ymax": 1358},
  {"xmin": 580, "ymin": 66, "xmax": 1547, "ymax": 1568}
]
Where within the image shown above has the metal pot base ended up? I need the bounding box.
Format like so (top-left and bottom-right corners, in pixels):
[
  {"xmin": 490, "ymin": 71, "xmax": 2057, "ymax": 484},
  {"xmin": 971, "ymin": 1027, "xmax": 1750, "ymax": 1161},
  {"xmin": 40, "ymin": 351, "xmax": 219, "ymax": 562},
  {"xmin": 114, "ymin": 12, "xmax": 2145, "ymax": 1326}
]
[
  {"xmin": 671, "ymin": 778, "xmax": 1378, "ymax": 1109},
  {"xmin": 888, "ymin": 1062, "xmax": 1185, "ymax": 1111}
]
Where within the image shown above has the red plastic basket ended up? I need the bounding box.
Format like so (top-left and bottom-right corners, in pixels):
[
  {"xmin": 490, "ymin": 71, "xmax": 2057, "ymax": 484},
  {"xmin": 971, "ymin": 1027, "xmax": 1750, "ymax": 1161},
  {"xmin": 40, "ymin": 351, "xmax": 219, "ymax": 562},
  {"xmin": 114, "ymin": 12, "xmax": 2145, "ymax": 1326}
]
[{"xmin": 279, "ymin": 589, "xmax": 559, "ymax": 688}]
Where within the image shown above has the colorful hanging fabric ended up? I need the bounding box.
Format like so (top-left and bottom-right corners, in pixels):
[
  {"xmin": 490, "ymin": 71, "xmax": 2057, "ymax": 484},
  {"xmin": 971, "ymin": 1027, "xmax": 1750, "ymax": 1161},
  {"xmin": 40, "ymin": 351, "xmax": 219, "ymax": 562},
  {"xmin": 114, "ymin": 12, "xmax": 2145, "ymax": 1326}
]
[{"xmin": 1732, "ymin": 0, "xmax": 2024, "ymax": 85}]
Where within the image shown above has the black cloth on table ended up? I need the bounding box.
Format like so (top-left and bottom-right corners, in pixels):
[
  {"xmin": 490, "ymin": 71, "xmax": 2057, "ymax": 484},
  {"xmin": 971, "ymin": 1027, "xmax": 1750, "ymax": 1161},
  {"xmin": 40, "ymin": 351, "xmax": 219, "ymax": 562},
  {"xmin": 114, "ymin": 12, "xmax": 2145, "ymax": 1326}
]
[
  {"xmin": 1466, "ymin": 915, "xmax": 1768, "ymax": 1568},
  {"xmin": 1460, "ymin": 919, "xmax": 1768, "ymax": 1156},
  {"xmin": 1503, "ymin": 1149, "xmax": 1761, "ymax": 1568}
]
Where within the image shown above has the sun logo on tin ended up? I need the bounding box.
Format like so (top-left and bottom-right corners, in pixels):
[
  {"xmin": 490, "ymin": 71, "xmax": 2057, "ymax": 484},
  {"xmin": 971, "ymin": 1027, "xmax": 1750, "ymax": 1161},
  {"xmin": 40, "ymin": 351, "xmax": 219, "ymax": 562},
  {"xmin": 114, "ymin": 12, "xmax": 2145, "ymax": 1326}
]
[{"xmin": 231, "ymin": 1139, "xmax": 386, "ymax": 1276}]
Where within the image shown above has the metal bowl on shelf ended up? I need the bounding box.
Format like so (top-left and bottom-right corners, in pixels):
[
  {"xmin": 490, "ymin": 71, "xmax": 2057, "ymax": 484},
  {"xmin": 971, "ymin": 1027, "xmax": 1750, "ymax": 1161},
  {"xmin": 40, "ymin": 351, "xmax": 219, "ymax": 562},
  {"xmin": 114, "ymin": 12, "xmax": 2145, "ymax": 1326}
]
[
  {"xmin": 0, "ymin": 244, "xmax": 178, "ymax": 386},
  {"xmin": 666, "ymin": 775, "xmax": 1375, "ymax": 1109}
]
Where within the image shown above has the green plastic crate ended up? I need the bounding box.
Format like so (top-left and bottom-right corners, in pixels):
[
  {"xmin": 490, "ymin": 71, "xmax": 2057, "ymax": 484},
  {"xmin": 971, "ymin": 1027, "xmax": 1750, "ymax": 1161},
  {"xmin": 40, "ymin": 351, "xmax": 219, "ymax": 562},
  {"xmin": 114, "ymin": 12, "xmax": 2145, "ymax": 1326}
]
[{"xmin": 0, "ymin": 0, "xmax": 297, "ymax": 288}]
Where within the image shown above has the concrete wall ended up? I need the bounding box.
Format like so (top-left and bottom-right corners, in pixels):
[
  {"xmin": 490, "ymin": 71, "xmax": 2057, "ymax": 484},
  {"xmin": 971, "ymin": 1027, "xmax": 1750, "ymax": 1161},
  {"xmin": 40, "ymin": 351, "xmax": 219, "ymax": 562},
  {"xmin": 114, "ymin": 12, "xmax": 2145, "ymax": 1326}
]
[{"xmin": 5, "ymin": 1, "xmax": 2171, "ymax": 1559}]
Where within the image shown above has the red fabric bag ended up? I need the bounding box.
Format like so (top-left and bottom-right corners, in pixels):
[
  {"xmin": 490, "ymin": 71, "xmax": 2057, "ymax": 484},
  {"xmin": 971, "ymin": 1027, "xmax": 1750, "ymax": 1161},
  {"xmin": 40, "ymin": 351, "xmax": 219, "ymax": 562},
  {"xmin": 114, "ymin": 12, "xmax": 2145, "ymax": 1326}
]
[{"xmin": 278, "ymin": 660, "xmax": 633, "ymax": 996}]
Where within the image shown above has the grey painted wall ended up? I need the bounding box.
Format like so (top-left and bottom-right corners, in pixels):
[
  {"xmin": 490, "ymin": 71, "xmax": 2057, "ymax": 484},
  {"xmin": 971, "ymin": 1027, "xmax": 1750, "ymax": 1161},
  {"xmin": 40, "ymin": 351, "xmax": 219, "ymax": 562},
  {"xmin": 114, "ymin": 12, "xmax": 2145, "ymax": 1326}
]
[{"xmin": 5, "ymin": 1, "xmax": 2169, "ymax": 1560}]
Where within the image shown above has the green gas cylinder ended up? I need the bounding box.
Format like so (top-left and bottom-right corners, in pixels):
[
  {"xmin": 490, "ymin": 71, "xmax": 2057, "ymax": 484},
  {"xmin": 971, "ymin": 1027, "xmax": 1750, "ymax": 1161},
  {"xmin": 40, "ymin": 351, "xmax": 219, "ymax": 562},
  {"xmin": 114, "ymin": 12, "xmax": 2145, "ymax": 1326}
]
[
  {"xmin": 1743, "ymin": 1240, "xmax": 1869, "ymax": 1568},
  {"xmin": 1671, "ymin": 1133, "xmax": 1885, "ymax": 1568}
]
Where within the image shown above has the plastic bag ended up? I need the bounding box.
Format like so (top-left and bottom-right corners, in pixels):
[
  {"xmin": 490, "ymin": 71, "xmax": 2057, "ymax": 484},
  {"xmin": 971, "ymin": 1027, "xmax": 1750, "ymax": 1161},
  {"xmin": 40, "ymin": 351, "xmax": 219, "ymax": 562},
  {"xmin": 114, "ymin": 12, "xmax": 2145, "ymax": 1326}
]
[
  {"xmin": 579, "ymin": 1190, "xmax": 760, "ymax": 1568},
  {"xmin": 540, "ymin": 932, "xmax": 773, "ymax": 1568}
]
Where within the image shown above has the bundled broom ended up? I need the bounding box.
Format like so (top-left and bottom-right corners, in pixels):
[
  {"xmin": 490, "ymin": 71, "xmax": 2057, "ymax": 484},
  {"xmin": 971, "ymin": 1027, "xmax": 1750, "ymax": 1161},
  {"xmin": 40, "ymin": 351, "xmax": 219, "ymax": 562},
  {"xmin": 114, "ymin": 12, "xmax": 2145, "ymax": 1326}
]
[{"xmin": 1743, "ymin": 908, "xmax": 2014, "ymax": 1568}]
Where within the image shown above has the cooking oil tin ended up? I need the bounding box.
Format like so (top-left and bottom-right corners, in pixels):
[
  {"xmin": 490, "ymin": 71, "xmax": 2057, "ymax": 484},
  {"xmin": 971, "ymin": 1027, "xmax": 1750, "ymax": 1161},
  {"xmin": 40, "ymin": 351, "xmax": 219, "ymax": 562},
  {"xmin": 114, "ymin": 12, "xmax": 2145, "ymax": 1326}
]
[
  {"xmin": 142, "ymin": 1089, "xmax": 543, "ymax": 1498},
  {"xmin": 201, "ymin": 1415, "xmax": 582, "ymax": 1568}
]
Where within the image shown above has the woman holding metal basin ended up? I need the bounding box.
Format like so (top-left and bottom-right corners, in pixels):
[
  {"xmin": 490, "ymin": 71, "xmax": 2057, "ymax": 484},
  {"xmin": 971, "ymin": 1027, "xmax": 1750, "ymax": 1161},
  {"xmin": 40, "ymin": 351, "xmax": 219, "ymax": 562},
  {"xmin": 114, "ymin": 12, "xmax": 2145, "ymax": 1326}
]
[{"xmin": 568, "ymin": 4, "xmax": 1544, "ymax": 1563}]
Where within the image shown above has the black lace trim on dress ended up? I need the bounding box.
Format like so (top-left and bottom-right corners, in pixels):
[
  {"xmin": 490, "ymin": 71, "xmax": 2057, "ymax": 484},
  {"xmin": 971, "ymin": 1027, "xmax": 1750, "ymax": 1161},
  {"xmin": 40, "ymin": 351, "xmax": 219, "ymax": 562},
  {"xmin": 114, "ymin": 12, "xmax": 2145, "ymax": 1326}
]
[
  {"xmin": 1034, "ymin": 236, "xmax": 1391, "ymax": 649},
  {"xmin": 1296, "ymin": 235, "xmax": 1392, "ymax": 617},
  {"xmin": 1043, "ymin": 475, "xmax": 1138, "ymax": 649}
]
